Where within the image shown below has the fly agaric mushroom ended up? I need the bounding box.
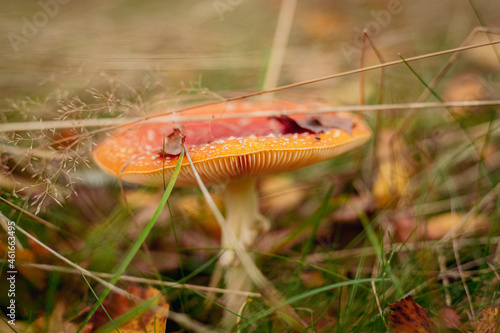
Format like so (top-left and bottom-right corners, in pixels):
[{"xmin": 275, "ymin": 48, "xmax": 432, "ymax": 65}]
[{"xmin": 93, "ymin": 100, "xmax": 371, "ymax": 319}]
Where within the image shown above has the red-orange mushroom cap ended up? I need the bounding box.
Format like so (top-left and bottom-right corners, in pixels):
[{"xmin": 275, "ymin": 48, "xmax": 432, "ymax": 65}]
[{"xmin": 93, "ymin": 100, "xmax": 371, "ymax": 187}]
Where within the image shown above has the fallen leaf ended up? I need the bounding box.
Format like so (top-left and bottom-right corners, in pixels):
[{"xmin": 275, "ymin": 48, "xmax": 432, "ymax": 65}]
[
  {"xmin": 157, "ymin": 128, "xmax": 185, "ymax": 157},
  {"xmin": 92, "ymin": 286, "xmax": 169, "ymax": 332},
  {"xmin": 372, "ymin": 130, "xmax": 411, "ymax": 208},
  {"xmin": 387, "ymin": 295, "xmax": 435, "ymax": 333},
  {"xmin": 273, "ymin": 115, "xmax": 316, "ymax": 135},
  {"xmin": 394, "ymin": 212, "xmax": 488, "ymax": 242},
  {"xmin": 272, "ymin": 114, "xmax": 354, "ymax": 136},
  {"xmin": 52, "ymin": 128, "xmax": 80, "ymax": 149},
  {"xmin": 474, "ymin": 307, "xmax": 499, "ymax": 333},
  {"xmin": 426, "ymin": 213, "xmax": 487, "ymax": 240},
  {"xmin": 443, "ymin": 73, "xmax": 490, "ymax": 116},
  {"xmin": 372, "ymin": 161, "xmax": 409, "ymax": 208},
  {"xmin": 119, "ymin": 306, "xmax": 168, "ymax": 333},
  {"xmin": 440, "ymin": 306, "xmax": 461, "ymax": 329}
]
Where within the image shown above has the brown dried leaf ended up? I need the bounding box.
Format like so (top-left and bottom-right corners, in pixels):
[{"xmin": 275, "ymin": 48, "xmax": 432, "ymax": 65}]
[
  {"xmin": 272, "ymin": 114, "xmax": 354, "ymax": 136},
  {"xmin": 440, "ymin": 306, "xmax": 461, "ymax": 329},
  {"xmin": 387, "ymin": 296, "xmax": 435, "ymax": 333},
  {"xmin": 158, "ymin": 128, "xmax": 185, "ymax": 156},
  {"xmin": 93, "ymin": 286, "xmax": 169, "ymax": 331},
  {"xmin": 119, "ymin": 304, "xmax": 168, "ymax": 333},
  {"xmin": 474, "ymin": 307, "xmax": 499, "ymax": 333},
  {"xmin": 273, "ymin": 115, "xmax": 316, "ymax": 135},
  {"xmin": 52, "ymin": 128, "xmax": 80, "ymax": 149}
]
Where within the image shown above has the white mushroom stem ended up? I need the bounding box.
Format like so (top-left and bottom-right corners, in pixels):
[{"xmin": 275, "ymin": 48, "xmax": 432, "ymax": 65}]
[
  {"xmin": 220, "ymin": 177, "xmax": 270, "ymax": 323},
  {"xmin": 221, "ymin": 177, "xmax": 270, "ymax": 266}
]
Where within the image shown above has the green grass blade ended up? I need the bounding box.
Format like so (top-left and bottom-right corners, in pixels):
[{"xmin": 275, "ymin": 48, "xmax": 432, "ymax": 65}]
[
  {"xmin": 0, "ymin": 317, "xmax": 18, "ymax": 333},
  {"xmin": 80, "ymin": 272, "xmax": 119, "ymax": 333},
  {"xmin": 239, "ymin": 278, "xmax": 383, "ymax": 330},
  {"xmin": 289, "ymin": 185, "xmax": 334, "ymax": 296},
  {"xmin": 76, "ymin": 149, "xmax": 184, "ymax": 332}
]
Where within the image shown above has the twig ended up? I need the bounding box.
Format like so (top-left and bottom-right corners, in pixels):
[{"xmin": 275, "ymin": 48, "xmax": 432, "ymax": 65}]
[
  {"xmin": 0, "ymin": 197, "xmax": 61, "ymax": 231},
  {"xmin": 438, "ymin": 254, "xmax": 452, "ymax": 306},
  {"xmin": 9, "ymin": 222, "xmax": 129, "ymax": 298},
  {"xmin": 371, "ymin": 280, "xmax": 388, "ymax": 330},
  {"xmin": 1, "ymin": 100, "xmax": 500, "ymax": 133},
  {"xmin": 7, "ymin": 262, "xmax": 262, "ymax": 297}
]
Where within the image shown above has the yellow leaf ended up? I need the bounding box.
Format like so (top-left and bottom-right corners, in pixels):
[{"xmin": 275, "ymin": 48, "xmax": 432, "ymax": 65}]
[
  {"xmin": 372, "ymin": 161, "xmax": 409, "ymax": 208},
  {"xmin": 372, "ymin": 130, "xmax": 410, "ymax": 208},
  {"xmin": 118, "ymin": 304, "xmax": 169, "ymax": 333},
  {"xmin": 426, "ymin": 213, "xmax": 487, "ymax": 240}
]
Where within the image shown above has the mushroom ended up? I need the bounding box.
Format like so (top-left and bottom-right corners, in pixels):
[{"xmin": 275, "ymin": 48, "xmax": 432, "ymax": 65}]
[{"xmin": 93, "ymin": 100, "xmax": 371, "ymax": 322}]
